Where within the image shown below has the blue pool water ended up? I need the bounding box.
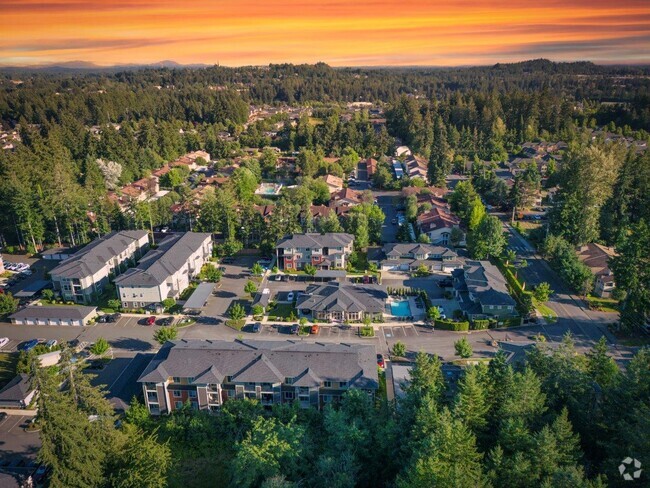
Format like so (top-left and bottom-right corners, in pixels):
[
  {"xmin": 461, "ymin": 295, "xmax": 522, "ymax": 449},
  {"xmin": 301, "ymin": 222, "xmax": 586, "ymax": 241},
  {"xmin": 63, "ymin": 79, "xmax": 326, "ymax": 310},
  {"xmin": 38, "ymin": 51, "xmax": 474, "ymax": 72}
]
[{"xmin": 391, "ymin": 300, "xmax": 411, "ymax": 317}]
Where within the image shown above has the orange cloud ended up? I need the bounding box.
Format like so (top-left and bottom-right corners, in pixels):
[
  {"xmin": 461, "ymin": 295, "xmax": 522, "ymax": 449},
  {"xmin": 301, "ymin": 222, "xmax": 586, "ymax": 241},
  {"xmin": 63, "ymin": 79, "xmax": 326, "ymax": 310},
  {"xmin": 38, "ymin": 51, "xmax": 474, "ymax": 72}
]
[{"xmin": 1, "ymin": 0, "xmax": 649, "ymax": 66}]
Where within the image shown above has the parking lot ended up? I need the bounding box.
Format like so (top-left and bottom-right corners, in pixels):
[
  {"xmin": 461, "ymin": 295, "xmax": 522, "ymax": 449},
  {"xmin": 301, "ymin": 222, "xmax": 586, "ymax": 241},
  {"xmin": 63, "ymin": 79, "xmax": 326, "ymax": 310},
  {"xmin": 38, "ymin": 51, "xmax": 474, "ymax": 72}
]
[
  {"xmin": 0, "ymin": 413, "xmax": 40, "ymax": 469},
  {"xmin": 380, "ymin": 324, "xmax": 421, "ymax": 339}
]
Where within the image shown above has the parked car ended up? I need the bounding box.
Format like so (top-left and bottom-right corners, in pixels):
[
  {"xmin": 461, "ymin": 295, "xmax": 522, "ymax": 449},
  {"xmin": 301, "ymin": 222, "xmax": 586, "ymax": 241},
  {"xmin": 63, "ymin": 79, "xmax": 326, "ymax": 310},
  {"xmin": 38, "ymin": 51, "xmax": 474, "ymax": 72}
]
[
  {"xmin": 45, "ymin": 339, "xmax": 58, "ymax": 348},
  {"xmin": 289, "ymin": 324, "xmax": 299, "ymax": 334},
  {"xmin": 377, "ymin": 354, "xmax": 385, "ymax": 369},
  {"xmin": 145, "ymin": 316, "xmax": 156, "ymax": 326},
  {"xmin": 108, "ymin": 313, "xmax": 122, "ymax": 323},
  {"xmin": 310, "ymin": 324, "xmax": 320, "ymax": 334},
  {"xmin": 287, "ymin": 292, "xmax": 295, "ymax": 301},
  {"xmin": 221, "ymin": 257, "xmax": 234, "ymax": 264},
  {"xmin": 19, "ymin": 339, "xmax": 39, "ymax": 351},
  {"xmin": 0, "ymin": 337, "xmax": 9, "ymax": 348},
  {"xmin": 437, "ymin": 306, "xmax": 447, "ymax": 319},
  {"xmin": 97, "ymin": 315, "xmax": 109, "ymax": 323},
  {"xmin": 438, "ymin": 278, "xmax": 452, "ymax": 288},
  {"xmin": 33, "ymin": 465, "xmax": 49, "ymax": 483},
  {"xmin": 252, "ymin": 322, "xmax": 262, "ymax": 333},
  {"xmin": 157, "ymin": 317, "xmax": 174, "ymax": 326},
  {"xmin": 275, "ymin": 274, "xmax": 282, "ymax": 281}
]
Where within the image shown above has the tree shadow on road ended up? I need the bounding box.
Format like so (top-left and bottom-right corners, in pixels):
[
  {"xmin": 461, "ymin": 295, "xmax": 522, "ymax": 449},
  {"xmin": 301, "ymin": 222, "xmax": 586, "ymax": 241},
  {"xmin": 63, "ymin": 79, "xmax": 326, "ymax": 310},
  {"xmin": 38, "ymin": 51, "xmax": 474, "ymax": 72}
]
[{"xmin": 110, "ymin": 338, "xmax": 154, "ymax": 351}]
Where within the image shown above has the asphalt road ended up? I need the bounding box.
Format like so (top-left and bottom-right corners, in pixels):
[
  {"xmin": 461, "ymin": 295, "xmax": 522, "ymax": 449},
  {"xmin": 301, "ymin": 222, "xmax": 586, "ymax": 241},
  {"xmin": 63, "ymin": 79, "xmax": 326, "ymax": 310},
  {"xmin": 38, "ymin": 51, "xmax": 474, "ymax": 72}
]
[{"xmin": 375, "ymin": 191, "xmax": 401, "ymax": 242}]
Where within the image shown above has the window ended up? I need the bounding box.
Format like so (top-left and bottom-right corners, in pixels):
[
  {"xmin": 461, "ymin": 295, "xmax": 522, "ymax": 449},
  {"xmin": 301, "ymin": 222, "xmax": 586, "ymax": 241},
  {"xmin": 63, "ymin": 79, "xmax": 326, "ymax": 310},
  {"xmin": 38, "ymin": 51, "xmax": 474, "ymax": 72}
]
[
  {"xmin": 172, "ymin": 377, "xmax": 181, "ymax": 383},
  {"xmin": 284, "ymin": 391, "xmax": 294, "ymax": 400},
  {"xmin": 339, "ymin": 381, "xmax": 348, "ymax": 388},
  {"xmin": 188, "ymin": 377, "xmax": 195, "ymax": 384},
  {"xmin": 172, "ymin": 390, "xmax": 181, "ymax": 398},
  {"xmin": 175, "ymin": 401, "xmax": 183, "ymax": 409},
  {"xmin": 322, "ymin": 395, "xmax": 332, "ymax": 403},
  {"xmin": 285, "ymin": 377, "xmax": 293, "ymax": 385},
  {"xmin": 323, "ymin": 381, "xmax": 332, "ymax": 388},
  {"xmin": 188, "ymin": 390, "xmax": 197, "ymax": 398}
]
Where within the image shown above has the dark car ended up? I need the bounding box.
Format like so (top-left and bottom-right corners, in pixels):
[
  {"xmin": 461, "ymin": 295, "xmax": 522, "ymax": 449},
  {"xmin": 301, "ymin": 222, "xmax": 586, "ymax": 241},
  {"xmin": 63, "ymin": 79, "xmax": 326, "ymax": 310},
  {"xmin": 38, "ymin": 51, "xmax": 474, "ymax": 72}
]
[
  {"xmin": 377, "ymin": 354, "xmax": 385, "ymax": 369},
  {"xmin": 221, "ymin": 257, "xmax": 234, "ymax": 264},
  {"xmin": 289, "ymin": 324, "xmax": 299, "ymax": 335},
  {"xmin": 438, "ymin": 278, "xmax": 453, "ymax": 288},
  {"xmin": 252, "ymin": 322, "xmax": 262, "ymax": 333},
  {"xmin": 107, "ymin": 313, "xmax": 122, "ymax": 323},
  {"xmin": 157, "ymin": 317, "xmax": 174, "ymax": 326},
  {"xmin": 33, "ymin": 465, "xmax": 49, "ymax": 483},
  {"xmin": 19, "ymin": 339, "xmax": 39, "ymax": 351},
  {"xmin": 97, "ymin": 314, "xmax": 109, "ymax": 323}
]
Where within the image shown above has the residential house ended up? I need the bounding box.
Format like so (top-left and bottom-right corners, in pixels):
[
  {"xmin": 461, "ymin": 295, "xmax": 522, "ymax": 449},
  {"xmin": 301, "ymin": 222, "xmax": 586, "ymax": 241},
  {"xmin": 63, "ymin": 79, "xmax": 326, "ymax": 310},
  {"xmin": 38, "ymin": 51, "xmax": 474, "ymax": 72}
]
[
  {"xmin": 369, "ymin": 243, "xmax": 463, "ymax": 273},
  {"xmin": 323, "ymin": 174, "xmax": 344, "ymax": 194},
  {"xmin": 330, "ymin": 188, "xmax": 364, "ymax": 207},
  {"xmin": 404, "ymin": 155, "xmax": 428, "ymax": 180},
  {"xmin": 577, "ymin": 243, "xmax": 617, "ymax": 298},
  {"xmin": 395, "ymin": 146, "xmax": 412, "ymax": 157},
  {"xmin": 137, "ymin": 340, "xmax": 378, "ymax": 414},
  {"xmin": 0, "ymin": 374, "xmax": 36, "ymax": 409},
  {"xmin": 10, "ymin": 305, "xmax": 98, "ymax": 326},
  {"xmin": 416, "ymin": 208, "xmax": 462, "ymax": 245},
  {"xmin": 276, "ymin": 233, "xmax": 354, "ymax": 271},
  {"xmin": 365, "ymin": 158, "xmax": 378, "ymax": 179},
  {"xmin": 452, "ymin": 261, "xmax": 517, "ymax": 320},
  {"xmin": 50, "ymin": 230, "xmax": 149, "ymax": 304},
  {"xmin": 115, "ymin": 232, "xmax": 212, "ymax": 310},
  {"xmin": 296, "ymin": 282, "xmax": 387, "ymax": 322}
]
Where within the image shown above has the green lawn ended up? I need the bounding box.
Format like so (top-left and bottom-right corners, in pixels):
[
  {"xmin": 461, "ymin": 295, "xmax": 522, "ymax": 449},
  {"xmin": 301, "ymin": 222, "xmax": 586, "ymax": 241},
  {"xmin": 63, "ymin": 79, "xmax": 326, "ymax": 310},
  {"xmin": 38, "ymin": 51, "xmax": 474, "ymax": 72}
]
[
  {"xmin": 267, "ymin": 303, "xmax": 297, "ymax": 319},
  {"xmin": 0, "ymin": 352, "xmax": 18, "ymax": 388},
  {"xmin": 535, "ymin": 301, "xmax": 558, "ymax": 323},
  {"xmin": 586, "ymin": 295, "xmax": 620, "ymax": 313}
]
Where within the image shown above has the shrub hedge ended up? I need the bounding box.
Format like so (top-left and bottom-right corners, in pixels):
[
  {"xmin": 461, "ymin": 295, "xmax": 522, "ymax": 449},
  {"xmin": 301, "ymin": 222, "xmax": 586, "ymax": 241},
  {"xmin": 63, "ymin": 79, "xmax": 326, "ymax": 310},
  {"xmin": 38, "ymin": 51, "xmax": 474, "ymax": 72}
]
[
  {"xmin": 471, "ymin": 319, "xmax": 490, "ymax": 330},
  {"xmin": 434, "ymin": 319, "xmax": 470, "ymax": 331}
]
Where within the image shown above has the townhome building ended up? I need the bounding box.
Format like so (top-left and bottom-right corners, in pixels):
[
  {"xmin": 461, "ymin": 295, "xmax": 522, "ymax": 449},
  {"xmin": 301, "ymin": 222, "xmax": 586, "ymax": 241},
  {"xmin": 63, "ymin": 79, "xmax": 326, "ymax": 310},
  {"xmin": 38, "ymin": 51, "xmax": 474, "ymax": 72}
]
[
  {"xmin": 115, "ymin": 232, "xmax": 212, "ymax": 310},
  {"xmin": 276, "ymin": 233, "xmax": 354, "ymax": 271},
  {"xmin": 369, "ymin": 243, "xmax": 463, "ymax": 273},
  {"xmin": 452, "ymin": 260, "xmax": 517, "ymax": 320},
  {"xmin": 137, "ymin": 340, "xmax": 378, "ymax": 414},
  {"xmin": 296, "ymin": 282, "xmax": 387, "ymax": 322},
  {"xmin": 50, "ymin": 230, "xmax": 149, "ymax": 304},
  {"xmin": 577, "ymin": 243, "xmax": 617, "ymax": 298},
  {"xmin": 416, "ymin": 208, "xmax": 463, "ymax": 245}
]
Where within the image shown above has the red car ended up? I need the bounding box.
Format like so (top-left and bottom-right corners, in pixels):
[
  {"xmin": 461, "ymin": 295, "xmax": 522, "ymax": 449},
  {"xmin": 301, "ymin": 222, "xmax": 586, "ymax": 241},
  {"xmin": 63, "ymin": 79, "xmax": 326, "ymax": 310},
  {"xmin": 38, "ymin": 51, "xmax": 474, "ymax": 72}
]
[
  {"xmin": 377, "ymin": 354, "xmax": 385, "ymax": 369},
  {"xmin": 145, "ymin": 316, "xmax": 156, "ymax": 326}
]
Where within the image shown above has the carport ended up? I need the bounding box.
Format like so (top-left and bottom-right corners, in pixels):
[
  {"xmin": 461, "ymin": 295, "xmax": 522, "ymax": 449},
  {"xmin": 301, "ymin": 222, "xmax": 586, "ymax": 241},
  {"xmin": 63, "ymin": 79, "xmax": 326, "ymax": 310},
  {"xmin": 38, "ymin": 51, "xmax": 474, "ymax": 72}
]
[
  {"xmin": 13, "ymin": 280, "xmax": 51, "ymax": 298},
  {"xmin": 183, "ymin": 282, "xmax": 214, "ymax": 314},
  {"xmin": 314, "ymin": 270, "xmax": 346, "ymax": 282}
]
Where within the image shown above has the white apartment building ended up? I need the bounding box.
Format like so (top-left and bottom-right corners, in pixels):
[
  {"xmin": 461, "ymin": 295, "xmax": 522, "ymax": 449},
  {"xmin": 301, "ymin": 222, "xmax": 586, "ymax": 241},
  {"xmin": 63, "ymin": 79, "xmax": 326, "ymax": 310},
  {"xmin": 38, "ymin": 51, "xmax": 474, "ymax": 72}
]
[
  {"xmin": 114, "ymin": 232, "xmax": 212, "ymax": 310},
  {"xmin": 50, "ymin": 231, "xmax": 149, "ymax": 304}
]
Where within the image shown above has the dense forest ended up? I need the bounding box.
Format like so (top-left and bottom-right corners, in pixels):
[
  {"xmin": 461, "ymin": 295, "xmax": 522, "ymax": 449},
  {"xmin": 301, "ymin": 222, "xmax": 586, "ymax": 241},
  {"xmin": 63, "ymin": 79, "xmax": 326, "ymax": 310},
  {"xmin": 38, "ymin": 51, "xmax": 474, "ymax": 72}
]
[{"xmin": 33, "ymin": 336, "xmax": 650, "ymax": 487}]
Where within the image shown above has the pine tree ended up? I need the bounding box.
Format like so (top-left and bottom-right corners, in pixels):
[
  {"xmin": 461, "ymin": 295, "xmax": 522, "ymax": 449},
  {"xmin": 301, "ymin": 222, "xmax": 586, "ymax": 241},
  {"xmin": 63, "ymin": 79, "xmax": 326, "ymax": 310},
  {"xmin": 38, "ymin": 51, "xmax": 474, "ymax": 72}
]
[{"xmin": 455, "ymin": 364, "xmax": 490, "ymax": 434}]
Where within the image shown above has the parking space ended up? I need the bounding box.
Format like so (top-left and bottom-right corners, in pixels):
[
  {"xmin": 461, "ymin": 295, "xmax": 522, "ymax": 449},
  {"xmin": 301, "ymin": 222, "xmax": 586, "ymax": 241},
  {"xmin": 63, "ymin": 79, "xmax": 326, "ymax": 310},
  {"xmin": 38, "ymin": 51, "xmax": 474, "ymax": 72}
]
[
  {"xmin": 0, "ymin": 414, "xmax": 40, "ymax": 466},
  {"xmin": 381, "ymin": 325, "xmax": 419, "ymax": 339}
]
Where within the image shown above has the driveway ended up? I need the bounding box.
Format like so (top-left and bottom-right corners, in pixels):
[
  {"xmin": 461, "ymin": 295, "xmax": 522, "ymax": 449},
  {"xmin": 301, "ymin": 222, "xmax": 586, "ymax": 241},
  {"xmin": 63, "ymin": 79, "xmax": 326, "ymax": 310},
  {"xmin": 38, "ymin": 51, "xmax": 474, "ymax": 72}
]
[
  {"xmin": 375, "ymin": 192, "xmax": 401, "ymax": 242},
  {"xmin": 0, "ymin": 413, "xmax": 40, "ymax": 467}
]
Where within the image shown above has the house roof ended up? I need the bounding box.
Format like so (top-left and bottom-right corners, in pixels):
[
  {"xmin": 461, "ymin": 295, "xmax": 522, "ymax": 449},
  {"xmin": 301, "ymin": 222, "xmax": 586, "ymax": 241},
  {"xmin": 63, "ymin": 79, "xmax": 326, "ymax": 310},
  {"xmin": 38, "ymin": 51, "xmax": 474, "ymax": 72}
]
[
  {"xmin": 454, "ymin": 260, "xmax": 516, "ymax": 307},
  {"xmin": 577, "ymin": 243, "xmax": 616, "ymax": 277},
  {"xmin": 296, "ymin": 282, "xmax": 386, "ymax": 314},
  {"xmin": 380, "ymin": 243, "xmax": 458, "ymax": 259},
  {"xmin": 416, "ymin": 208, "xmax": 460, "ymax": 232},
  {"xmin": 10, "ymin": 305, "xmax": 97, "ymax": 321},
  {"xmin": 183, "ymin": 282, "xmax": 215, "ymax": 310},
  {"xmin": 114, "ymin": 232, "xmax": 211, "ymax": 288},
  {"xmin": 276, "ymin": 233, "xmax": 354, "ymax": 250},
  {"xmin": 50, "ymin": 230, "xmax": 148, "ymax": 280},
  {"xmin": 0, "ymin": 373, "xmax": 34, "ymax": 401},
  {"xmin": 138, "ymin": 340, "xmax": 378, "ymax": 389},
  {"xmin": 330, "ymin": 188, "xmax": 363, "ymax": 206}
]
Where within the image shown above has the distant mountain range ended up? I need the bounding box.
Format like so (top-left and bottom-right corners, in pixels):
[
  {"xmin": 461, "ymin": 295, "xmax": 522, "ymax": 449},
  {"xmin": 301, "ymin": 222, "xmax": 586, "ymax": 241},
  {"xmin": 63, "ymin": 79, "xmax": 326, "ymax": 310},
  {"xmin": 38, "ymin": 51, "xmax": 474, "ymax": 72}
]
[{"xmin": 0, "ymin": 60, "xmax": 212, "ymax": 72}]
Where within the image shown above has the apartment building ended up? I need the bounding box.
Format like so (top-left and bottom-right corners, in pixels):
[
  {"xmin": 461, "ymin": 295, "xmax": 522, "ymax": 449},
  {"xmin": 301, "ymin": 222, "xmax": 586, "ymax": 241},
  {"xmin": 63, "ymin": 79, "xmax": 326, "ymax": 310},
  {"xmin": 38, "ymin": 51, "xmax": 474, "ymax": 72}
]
[
  {"xmin": 452, "ymin": 260, "xmax": 517, "ymax": 320},
  {"xmin": 114, "ymin": 232, "xmax": 212, "ymax": 310},
  {"xmin": 138, "ymin": 340, "xmax": 378, "ymax": 414},
  {"xmin": 276, "ymin": 233, "xmax": 354, "ymax": 271},
  {"xmin": 369, "ymin": 243, "xmax": 462, "ymax": 273},
  {"xmin": 50, "ymin": 231, "xmax": 149, "ymax": 304}
]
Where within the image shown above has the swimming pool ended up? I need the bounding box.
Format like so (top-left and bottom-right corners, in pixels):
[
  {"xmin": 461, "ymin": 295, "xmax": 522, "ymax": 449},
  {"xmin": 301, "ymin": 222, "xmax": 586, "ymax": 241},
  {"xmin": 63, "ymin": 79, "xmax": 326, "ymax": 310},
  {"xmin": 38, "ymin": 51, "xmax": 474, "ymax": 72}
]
[{"xmin": 391, "ymin": 300, "xmax": 411, "ymax": 317}]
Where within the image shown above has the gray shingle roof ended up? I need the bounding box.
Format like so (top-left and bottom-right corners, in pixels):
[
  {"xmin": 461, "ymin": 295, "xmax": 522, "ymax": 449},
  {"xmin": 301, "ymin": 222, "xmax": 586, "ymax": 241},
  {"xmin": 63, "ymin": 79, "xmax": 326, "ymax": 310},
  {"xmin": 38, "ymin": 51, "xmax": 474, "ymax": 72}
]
[
  {"xmin": 457, "ymin": 260, "xmax": 516, "ymax": 307},
  {"xmin": 381, "ymin": 242, "xmax": 458, "ymax": 259},
  {"xmin": 296, "ymin": 282, "xmax": 387, "ymax": 314},
  {"xmin": 138, "ymin": 340, "xmax": 378, "ymax": 389},
  {"xmin": 10, "ymin": 305, "xmax": 97, "ymax": 321},
  {"xmin": 0, "ymin": 374, "xmax": 34, "ymax": 402},
  {"xmin": 276, "ymin": 233, "xmax": 354, "ymax": 249},
  {"xmin": 50, "ymin": 230, "xmax": 148, "ymax": 279},
  {"xmin": 114, "ymin": 232, "xmax": 211, "ymax": 287}
]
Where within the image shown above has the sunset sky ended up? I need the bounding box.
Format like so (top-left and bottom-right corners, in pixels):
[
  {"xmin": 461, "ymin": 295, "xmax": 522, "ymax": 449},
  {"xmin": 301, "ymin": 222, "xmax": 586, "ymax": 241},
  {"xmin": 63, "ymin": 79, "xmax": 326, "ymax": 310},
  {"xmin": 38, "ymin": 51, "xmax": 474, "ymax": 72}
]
[{"xmin": 1, "ymin": 0, "xmax": 649, "ymax": 67}]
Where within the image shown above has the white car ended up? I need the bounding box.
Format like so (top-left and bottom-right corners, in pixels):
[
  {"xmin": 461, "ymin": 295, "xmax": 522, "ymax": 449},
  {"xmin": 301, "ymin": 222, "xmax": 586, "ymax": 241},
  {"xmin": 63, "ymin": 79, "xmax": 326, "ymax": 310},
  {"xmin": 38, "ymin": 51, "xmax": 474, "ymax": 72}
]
[
  {"xmin": 0, "ymin": 337, "xmax": 9, "ymax": 349},
  {"xmin": 437, "ymin": 306, "xmax": 446, "ymax": 319},
  {"xmin": 287, "ymin": 292, "xmax": 295, "ymax": 301},
  {"xmin": 45, "ymin": 339, "xmax": 58, "ymax": 348}
]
